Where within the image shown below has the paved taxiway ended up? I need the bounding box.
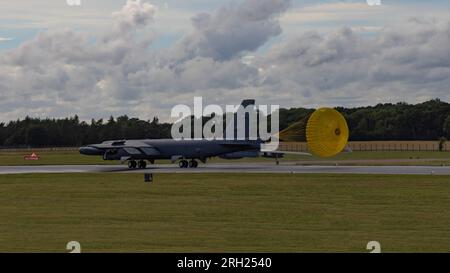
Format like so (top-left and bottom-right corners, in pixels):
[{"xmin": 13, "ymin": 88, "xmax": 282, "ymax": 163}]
[{"xmin": 1, "ymin": 163, "xmax": 450, "ymax": 175}]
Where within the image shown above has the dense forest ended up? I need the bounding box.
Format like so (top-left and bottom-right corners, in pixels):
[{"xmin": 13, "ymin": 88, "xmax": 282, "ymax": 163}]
[
  {"xmin": 1, "ymin": 99, "xmax": 449, "ymax": 147},
  {"xmin": 0, "ymin": 116, "xmax": 172, "ymax": 147}
]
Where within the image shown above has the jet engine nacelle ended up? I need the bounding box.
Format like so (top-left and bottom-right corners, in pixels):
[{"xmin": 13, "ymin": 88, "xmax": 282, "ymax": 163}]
[{"xmin": 79, "ymin": 146, "xmax": 103, "ymax": 155}]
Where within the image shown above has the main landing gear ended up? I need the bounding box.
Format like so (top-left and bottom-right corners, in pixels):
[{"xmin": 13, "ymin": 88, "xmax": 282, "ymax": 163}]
[
  {"xmin": 128, "ymin": 160, "xmax": 147, "ymax": 169},
  {"xmin": 179, "ymin": 160, "xmax": 198, "ymax": 168}
]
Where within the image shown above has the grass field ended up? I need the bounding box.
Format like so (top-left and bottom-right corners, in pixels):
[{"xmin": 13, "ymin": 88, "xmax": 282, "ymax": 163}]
[
  {"xmin": 1, "ymin": 149, "xmax": 450, "ymax": 166},
  {"xmin": 1, "ymin": 173, "xmax": 450, "ymax": 252}
]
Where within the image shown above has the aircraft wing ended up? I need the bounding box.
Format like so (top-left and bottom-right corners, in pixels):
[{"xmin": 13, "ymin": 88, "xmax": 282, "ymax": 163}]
[
  {"xmin": 80, "ymin": 140, "xmax": 161, "ymax": 157},
  {"xmin": 89, "ymin": 140, "xmax": 149, "ymax": 149}
]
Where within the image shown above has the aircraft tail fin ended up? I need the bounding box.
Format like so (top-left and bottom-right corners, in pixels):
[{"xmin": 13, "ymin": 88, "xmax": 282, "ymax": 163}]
[{"xmin": 240, "ymin": 99, "xmax": 255, "ymax": 108}]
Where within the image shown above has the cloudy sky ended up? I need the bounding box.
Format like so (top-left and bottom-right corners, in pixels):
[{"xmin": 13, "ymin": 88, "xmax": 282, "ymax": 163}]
[{"xmin": 0, "ymin": 0, "xmax": 449, "ymax": 121}]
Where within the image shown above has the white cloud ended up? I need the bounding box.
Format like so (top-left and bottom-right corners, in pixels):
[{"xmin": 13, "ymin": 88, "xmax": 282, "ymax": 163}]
[
  {"xmin": 168, "ymin": 0, "xmax": 292, "ymax": 61},
  {"xmin": 282, "ymin": 3, "xmax": 379, "ymax": 24},
  {"xmin": 256, "ymin": 19, "xmax": 450, "ymax": 108},
  {"xmin": 0, "ymin": 37, "xmax": 13, "ymax": 42},
  {"xmin": 113, "ymin": 0, "xmax": 157, "ymax": 30},
  {"xmin": 280, "ymin": 2, "xmax": 450, "ymax": 35},
  {"xmin": 1, "ymin": 0, "xmax": 450, "ymax": 122}
]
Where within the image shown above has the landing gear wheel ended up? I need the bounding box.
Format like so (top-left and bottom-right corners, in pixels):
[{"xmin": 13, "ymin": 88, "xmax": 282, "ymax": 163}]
[
  {"xmin": 138, "ymin": 160, "xmax": 147, "ymax": 169},
  {"xmin": 128, "ymin": 160, "xmax": 137, "ymax": 169},
  {"xmin": 179, "ymin": 160, "xmax": 189, "ymax": 168},
  {"xmin": 189, "ymin": 160, "xmax": 198, "ymax": 168}
]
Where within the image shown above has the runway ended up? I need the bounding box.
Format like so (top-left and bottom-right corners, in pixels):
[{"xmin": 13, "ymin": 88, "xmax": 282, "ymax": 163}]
[{"xmin": 1, "ymin": 163, "xmax": 450, "ymax": 175}]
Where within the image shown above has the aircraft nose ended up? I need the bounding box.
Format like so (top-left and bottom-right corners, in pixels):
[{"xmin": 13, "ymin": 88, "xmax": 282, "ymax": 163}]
[{"xmin": 79, "ymin": 146, "xmax": 103, "ymax": 155}]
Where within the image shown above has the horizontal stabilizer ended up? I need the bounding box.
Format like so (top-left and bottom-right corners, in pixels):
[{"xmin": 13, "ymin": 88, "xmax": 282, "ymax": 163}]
[{"xmin": 260, "ymin": 150, "xmax": 312, "ymax": 156}]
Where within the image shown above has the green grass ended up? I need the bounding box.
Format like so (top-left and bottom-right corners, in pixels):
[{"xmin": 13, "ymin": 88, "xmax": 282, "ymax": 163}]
[
  {"xmin": 1, "ymin": 173, "xmax": 450, "ymax": 252},
  {"xmin": 1, "ymin": 149, "xmax": 450, "ymax": 166},
  {"xmin": 289, "ymin": 151, "xmax": 450, "ymax": 166},
  {"xmin": 0, "ymin": 150, "xmax": 111, "ymax": 166},
  {"xmin": 309, "ymin": 151, "xmax": 450, "ymax": 160}
]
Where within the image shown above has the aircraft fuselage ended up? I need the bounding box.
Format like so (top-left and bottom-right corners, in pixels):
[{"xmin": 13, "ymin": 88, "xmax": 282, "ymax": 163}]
[{"xmin": 79, "ymin": 139, "xmax": 262, "ymax": 162}]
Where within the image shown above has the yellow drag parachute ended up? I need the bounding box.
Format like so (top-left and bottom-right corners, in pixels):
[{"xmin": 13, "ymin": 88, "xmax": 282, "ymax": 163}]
[{"xmin": 279, "ymin": 108, "xmax": 349, "ymax": 157}]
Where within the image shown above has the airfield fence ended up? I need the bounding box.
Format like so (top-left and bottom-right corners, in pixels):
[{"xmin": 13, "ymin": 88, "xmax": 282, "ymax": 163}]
[
  {"xmin": 0, "ymin": 147, "xmax": 79, "ymax": 152},
  {"xmin": 279, "ymin": 141, "xmax": 450, "ymax": 152}
]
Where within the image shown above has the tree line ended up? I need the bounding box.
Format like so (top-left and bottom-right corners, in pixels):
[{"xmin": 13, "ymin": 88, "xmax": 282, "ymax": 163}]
[
  {"xmin": 0, "ymin": 116, "xmax": 172, "ymax": 147},
  {"xmin": 1, "ymin": 99, "xmax": 449, "ymax": 147},
  {"xmin": 280, "ymin": 99, "xmax": 450, "ymax": 141}
]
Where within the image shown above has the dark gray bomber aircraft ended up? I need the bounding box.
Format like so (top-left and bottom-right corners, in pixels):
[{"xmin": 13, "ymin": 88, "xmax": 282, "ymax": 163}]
[
  {"xmin": 80, "ymin": 100, "xmax": 349, "ymax": 169},
  {"xmin": 79, "ymin": 138, "xmax": 273, "ymax": 169},
  {"xmin": 79, "ymin": 100, "xmax": 288, "ymax": 169}
]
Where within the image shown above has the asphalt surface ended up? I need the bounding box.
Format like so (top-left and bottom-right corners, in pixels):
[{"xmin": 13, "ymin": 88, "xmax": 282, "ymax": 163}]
[{"xmin": 1, "ymin": 163, "xmax": 450, "ymax": 175}]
